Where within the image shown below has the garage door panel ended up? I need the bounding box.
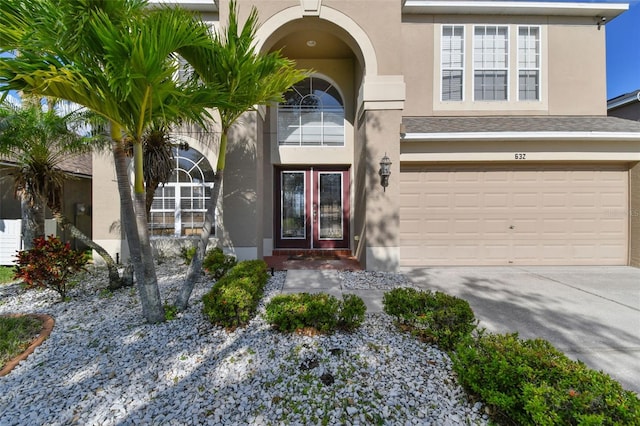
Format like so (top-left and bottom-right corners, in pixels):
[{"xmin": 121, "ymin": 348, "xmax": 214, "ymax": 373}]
[{"xmin": 400, "ymin": 164, "xmax": 628, "ymax": 266}]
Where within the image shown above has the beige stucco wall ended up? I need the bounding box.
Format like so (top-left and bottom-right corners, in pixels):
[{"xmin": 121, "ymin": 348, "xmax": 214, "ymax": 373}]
[
  {"xmin": 399, "ymin": 14, "xmax": 607, "ymax": 117},
  {"xmin": 361, "ymin": 109, "xmax": 402, "ymax": 271},
  {"xmin": 547, "ymin": 17, "xmax": 607, "ymax": 115}
]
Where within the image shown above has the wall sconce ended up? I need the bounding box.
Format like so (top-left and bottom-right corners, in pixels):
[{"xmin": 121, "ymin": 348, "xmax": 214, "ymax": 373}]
[{"xmin": 379, "ymin": 153, "xmax": 392, "ymax": 191}]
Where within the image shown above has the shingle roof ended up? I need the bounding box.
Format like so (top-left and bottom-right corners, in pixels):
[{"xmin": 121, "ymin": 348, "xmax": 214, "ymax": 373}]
[
  {"xmin": 0, "ymin": 152, "xmax": 92, "ymax": 177},
  {"xmin": 402, "ymin": 116, "xmax": 640, "ymax": 134}
]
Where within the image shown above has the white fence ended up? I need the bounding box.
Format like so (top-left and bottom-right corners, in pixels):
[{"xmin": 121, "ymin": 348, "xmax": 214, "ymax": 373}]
[{"xmin": 0, "ymin": 219, "xmax": 22, "ymax": 266}]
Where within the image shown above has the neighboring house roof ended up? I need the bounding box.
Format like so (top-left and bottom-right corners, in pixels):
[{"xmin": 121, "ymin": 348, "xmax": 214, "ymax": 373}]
[
  {"xmin": 0, "ymin": 152, "xmax": 92, "ymax": 178},
  {"xmin": 607, "ymin": 90, "xmax": 640, "ymax": 110},
  {"xmin": 402, "ymin": 116, "xmax": 640, "ymax": 141}
]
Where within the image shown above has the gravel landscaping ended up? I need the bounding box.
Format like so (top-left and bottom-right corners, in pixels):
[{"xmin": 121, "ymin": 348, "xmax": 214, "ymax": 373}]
[{"xmin": 0, "ymin": 261, "xmax": 488, "ymax": 425}]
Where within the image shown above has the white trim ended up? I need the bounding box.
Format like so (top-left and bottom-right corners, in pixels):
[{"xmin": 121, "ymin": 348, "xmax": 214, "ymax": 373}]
[
  {"xmin": 148, "ymin": 0, "xmax": 218, "ymax": 12},
  {"xmin": 608, "ymin": 91, "xmax": 640, "ymax": 110},
  {"xmin": 403, "ymin": 1, "xmax": 628, "ymax": 19},
  {"xmin": 403, "ymin": 131, "xmax": 640, "ymax": 142}
]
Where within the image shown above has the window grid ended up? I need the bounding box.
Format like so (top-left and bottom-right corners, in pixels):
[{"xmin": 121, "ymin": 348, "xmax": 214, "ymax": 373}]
[
  {"xmin": 441, "ymin": 25, "xmax": 465, "ymax": 101},
  {"xmin": 149, "ymin": 147, "xmax": 214, "ymax": 237},
  {"xmin": 278, "ymin": 77, "xmax": 345, "ymax": 146},
  {"xmin": 473, "ymin": 25, "xmax": 509, "ymax": 101},
  {"xmin": 518, "ymin": 26, "xmax": 540, "ymax": 101}
]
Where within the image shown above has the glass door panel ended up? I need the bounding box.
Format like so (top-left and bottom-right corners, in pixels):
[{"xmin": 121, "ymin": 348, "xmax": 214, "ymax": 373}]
[
  {"xmin": 318, "ymin": 172, "xmax": 343, "ymax": 240},
  {"xmin": 281, "ymin": 171, "xmax": 307, "ymax": 240}
]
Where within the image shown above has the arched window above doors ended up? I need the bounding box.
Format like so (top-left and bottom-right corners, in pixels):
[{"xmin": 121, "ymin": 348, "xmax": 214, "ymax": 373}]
[
  {"xmin": 277, "ymin": 76, "xmax": 345, "ymax": 146},
  {"xmin": 149, "ymin": 146, "xmax": 215, "ymax": 237}
]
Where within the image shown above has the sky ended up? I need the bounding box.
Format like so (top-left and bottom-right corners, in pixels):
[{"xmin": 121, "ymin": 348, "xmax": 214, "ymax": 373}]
[{"xmin": 604, "ymin": 0, "xmax": 640, "ymax": 98}]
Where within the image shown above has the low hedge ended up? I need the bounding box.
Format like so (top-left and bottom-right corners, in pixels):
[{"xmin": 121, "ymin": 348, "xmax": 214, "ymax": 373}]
[
  {"xmin": 452, "ymin": 332, "xmax": 640, "ymax": 425},
  {"xmin": 202, "ymin": 259, "xmax": 268, "ymax": 328},
  {"xmin": 383, "ymin": 287, "xmax": 476, "ymax": 351},
  {"xmin": 265, "ymin": 292, "xmax": 366, "ymax": 333}
]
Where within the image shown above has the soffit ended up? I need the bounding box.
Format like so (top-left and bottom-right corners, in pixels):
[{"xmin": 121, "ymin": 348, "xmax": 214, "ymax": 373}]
[{"xmin": 402, "ymin": 1, "xmax": 628, "ymax": 21}]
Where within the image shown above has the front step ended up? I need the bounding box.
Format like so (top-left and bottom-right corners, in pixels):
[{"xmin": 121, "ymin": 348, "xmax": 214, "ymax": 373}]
[{"xmin": 272, "ymin": 249, "xmax": 352, "ymax": 258}]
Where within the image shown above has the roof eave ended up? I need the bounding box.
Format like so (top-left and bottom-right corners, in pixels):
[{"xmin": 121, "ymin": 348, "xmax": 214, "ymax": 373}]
[
  {"xmin": 147, "ymin": 0, "xmax": 218, "ymax": 12},
  {"xmin": 402, "ymin": 1, "xmax": 628, "ymax": 20},
  {"xmin": 402, "ymin": 131, "xmax": 640, "ymax": 142}
]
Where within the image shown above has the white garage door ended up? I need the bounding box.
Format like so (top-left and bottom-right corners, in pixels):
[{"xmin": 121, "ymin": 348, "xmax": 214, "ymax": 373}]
[{"xmin": 400, "ymin": 164, "xmax": 628, "ymax": 266}]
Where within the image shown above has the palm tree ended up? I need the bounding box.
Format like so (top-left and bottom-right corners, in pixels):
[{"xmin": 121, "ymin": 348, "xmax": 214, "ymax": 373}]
[
  {"xmin": 0, "ymin": 99, "xmax": 124, "ymax": 288},
  {"xmin": 173, "ymin": 0, "xmax": 308, "ymax": 310},
  {"xmin": 0, "ymin": 0, "xmax": 225, "ymax": 323}
]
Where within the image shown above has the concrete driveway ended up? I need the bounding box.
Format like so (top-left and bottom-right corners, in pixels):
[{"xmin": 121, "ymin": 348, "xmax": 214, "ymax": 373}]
[{"xmin": 401, "ymin": 266, "xmax": 640, "ymax": 394}]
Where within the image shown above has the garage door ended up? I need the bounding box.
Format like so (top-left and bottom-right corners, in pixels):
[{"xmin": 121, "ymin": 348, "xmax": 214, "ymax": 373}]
[{"xmin": 400, "ymin": 164, "xmax": 628, "ymax": 266}]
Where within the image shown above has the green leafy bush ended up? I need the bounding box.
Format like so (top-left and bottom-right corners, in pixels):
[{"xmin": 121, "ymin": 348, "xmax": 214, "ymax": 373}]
[
  {"xmin": 14, "ymin": 235, "xmax": 88, "ymax": 300},
  {"xmin": 338, "ymin": 293, "xmax": 367, "ymax": 330},
  {"xmin": 452, "ymin": 332, "xmax": 640, "ymax": 425},
  {"xmin": 265, "ymin": 292, "xmax": 367, "ymax": 333},
  {"xmin": 201, "ymin": 260, "xmax": 268, "ymax": 328},
  {"xmin": 179, "ymin": 246, "xmax": 197, "ymax": 265},
  {"xmin": 383, "ymin": 287, "xmax": 476, "ymax": 351},
  {"xmin": 202, "ymin": 247, "xmax": 237, "ymax": 280}
]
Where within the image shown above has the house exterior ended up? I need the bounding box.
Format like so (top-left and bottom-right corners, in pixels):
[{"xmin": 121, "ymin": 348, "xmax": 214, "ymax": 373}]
[
  {"xmin": 0, "ymin": 153, "xmax": 93, "ymax": 263},
  {"xmin": 92, "ymin": 0, "xmax": 640, "ymax": 270}
]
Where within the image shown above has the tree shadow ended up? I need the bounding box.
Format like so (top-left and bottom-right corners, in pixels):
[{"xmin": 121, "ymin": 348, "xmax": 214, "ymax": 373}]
[{"xmin": 403, "ymin": 267, "xmax": 640, "ymax": 393}]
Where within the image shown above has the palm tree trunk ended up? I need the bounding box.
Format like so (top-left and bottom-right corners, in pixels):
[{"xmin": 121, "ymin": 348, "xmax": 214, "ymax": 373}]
[
  {"xmin": 174, "ymin": 169, "xmax": 222, "ymax": 311},
  {"xmin": 48, "ymin": 206, "xmax": 123, "ymax": 289},
  {"xmin": 20, "ymin": 195, "xmax": 45, "ymax": 250},
  {"xmin": 113, "ymin": 140, "xmax": 164, "ymax": 323}
]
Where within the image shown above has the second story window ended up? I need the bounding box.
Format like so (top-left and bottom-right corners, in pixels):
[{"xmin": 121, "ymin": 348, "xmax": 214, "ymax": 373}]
[
  {"xmin": 473, "ymin": 25, "xmax": 509, "ymax": 101},
  {"xmin": 518, "ymin": 26, "xmax": 540, "ymax": 101},
  {"xmin": 278, "ymin": 76, "xmax": 345, "ymax": 147},
  {"xmin": 441, "ymin": 25, "xmax": 464, "ymax": 101}
]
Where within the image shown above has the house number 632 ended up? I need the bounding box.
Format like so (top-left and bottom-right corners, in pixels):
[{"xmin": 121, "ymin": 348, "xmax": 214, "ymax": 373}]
[{"xmin": 514, "ymin": 153, "xmax": 527, "ymax": 160}]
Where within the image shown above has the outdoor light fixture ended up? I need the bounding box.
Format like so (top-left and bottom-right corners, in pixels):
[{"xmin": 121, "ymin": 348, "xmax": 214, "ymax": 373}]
[{"xmin": 379, "ymin": 153, "xmax": 392, "ymax": 191}]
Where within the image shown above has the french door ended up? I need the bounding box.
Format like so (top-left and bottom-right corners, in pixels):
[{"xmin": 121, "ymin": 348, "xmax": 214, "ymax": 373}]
[{"xmin": 275, "ymin": 167, "xmax": 350, "ymax": 249}]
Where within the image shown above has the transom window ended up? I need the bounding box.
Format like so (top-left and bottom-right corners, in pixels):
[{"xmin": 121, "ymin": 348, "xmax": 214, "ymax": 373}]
[
  {"xmin": 518, "ymin": 26, "xmax": 540, "ymax": 101},
  {"xmin": 149, "ymin": 147, "xmax": 215, "ymax": 237},
  {"xmin": 277, "ymin": 76, "xmax": 345, "ymax": 146},
  {"xmin": 441, "ymin": 25, "xmax": 465, "ymax": 101},
  {"xmin": 474, "ymin": 25, "xmax": 509, "ymax": 101}
]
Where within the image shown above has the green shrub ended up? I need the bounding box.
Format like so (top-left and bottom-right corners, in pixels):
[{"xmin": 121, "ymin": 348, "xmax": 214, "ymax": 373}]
[
  {"xmin": 338, "ymin": 293, "xmax": 367, "ymax": 330},
  {"xmin": 265, "ymin": 292, "xmax": 367, "ymax": 333},
  {"xmin": 452, "ymin": 332, "xmax": 640, "ymax": 425},
  {"xmin": 179, "ymin": 246, "xmax": 197, "ymax": 264},
  {"xmin": 13, "ymin": 235, "xmax": 88, "ymax": 300},
  {"xmin": 201, "ymin": 260, "xmax": 268, "ymax": 329},
  {"xmin": 202, "ymin": 247, "xmax": 237, "ymax": 280},
  {"xmin": 383, "ymin": 287, "xmax": 476, "ymax": 351}
]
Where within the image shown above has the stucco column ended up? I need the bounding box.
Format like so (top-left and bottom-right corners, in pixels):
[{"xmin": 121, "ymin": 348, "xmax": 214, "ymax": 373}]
[{"xmin": 360, "ymin": 109, "xmax": 402, "ymax": 271}]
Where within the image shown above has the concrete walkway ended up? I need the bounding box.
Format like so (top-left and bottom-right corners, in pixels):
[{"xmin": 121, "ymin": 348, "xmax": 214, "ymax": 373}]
[
  {"xmin": 281, "ymin": 270, "xmax": 385, "ymax": 313},
  {"xmin": 281, "ymin": 266, "xmax": 640, "ymax": 394}
]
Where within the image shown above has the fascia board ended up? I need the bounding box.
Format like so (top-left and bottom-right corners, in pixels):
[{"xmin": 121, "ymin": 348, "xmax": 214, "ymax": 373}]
[
  {"xmin": 402, "ymin": 131, "xmax": 640, "ymax": 142},
  {"xmin": 148, "ymin": 0, "xmax": 218, "ymax": 12},
  {"xmin": 403, "ymin": 1, "xmax": 628, "ymax": 20}
]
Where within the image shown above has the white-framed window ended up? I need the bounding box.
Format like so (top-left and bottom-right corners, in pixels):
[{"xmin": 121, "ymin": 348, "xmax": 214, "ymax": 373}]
[
  {"xmin": 149, "ymin": 147, "xmax": 215, "ymax": 237},
  {"xmin": 518, "ymin": 26, "xmax": 540, "ymax": 101},
  {"xmin": 277, "ymin": 76, "xmax": 344, "ymax": 146},
  {"xmin": 473, "ymin": 25, "xmax": 509, "ymax": 101},
  {"xmin": 441, "ymin": 25, "xmax": 465, "ymax": 101}
]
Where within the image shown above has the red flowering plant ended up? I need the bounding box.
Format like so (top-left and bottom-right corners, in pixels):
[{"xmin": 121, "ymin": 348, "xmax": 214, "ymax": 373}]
[{"xmin": 14, "ymin": 235, "xmax": 88, "ymax": 301}]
